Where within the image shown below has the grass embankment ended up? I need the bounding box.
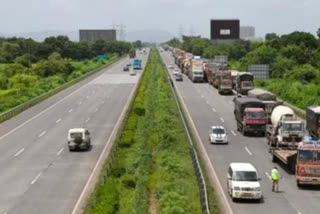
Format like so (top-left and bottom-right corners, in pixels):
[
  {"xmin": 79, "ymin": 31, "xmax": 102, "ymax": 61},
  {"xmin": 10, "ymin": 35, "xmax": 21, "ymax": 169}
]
[
  {"xmin": 0, "ymin": 56, "xmax": 117, "ymax": 113},
  {"xmin": 85, "ymin": 48, "xmax": 203, "ymax": 214}
]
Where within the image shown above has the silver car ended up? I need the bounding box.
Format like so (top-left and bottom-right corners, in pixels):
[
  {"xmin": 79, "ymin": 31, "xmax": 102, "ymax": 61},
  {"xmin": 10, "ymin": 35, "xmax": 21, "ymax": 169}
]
[{"xmin": 209, "ymin": 126, "xmax": 228, "ymax": 144}]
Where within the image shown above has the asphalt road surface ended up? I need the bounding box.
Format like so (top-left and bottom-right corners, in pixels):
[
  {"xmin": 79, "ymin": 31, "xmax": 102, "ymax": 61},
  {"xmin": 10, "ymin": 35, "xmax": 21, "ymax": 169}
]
[
  {"xmin": 0, "ymin": 49, "xmax": 149, "ymax": 214},
  {"xmin": 160, "ymin": 48, "xmax": 320, "ymax": 214}
]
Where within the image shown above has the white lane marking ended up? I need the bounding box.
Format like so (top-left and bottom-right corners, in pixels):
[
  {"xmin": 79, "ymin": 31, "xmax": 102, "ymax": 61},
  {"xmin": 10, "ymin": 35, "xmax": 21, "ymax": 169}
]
[
  {"xmin": 231, "ymin": 130, "xmax": 236, "ymax": 136},
  {"xmin": 206, "ymin": 100, "xmax": 209, "ymax": 105},
  {"xmin": 201, "ymin": 95, "xmax": 204, "ymax": 98},
  {"xmin": 265, "ymin": 172, "xmax": 271, "ymax": 180},
  {"xmin": 56, "ymin": 147, "xmax": 64, "ymax": 156},
  {"xmin": 212, "ymin": 107, "xmax": 216, "ymax": 112},
  {"xmin": 68, "ymin": 109, "xmax": 73, "ymax": 113},
  {"xmin": 245, "ymin": 147, "xmax": 252, "ymax": 156},
  {"xmin": 78, "ymin": 101, "xmax": 82, "ymax": 105},
  {"xmin": 85, "ymin": 118, "xmax": 90, "ymax": 123},
  {"xmin": 56, "ymin": 118, "xmax": 62, "ymax": 124},
  {"xmin": 14, "ymin": 148, "xmax": 25, "ymax": 157},
  {"xmin": 220, "ymin": 117, "xmax": 225, "ymax": 123},
  {"xmin": 94, "ymin": 108, "xmax": 99, "ymax": 112},
  {"xmin": 31, "ymin": 172, "xmax": 42, "ymax": 185},
  {"xmin": 38, "ymin": 131, "xmax": 47, "ymax": 138}
]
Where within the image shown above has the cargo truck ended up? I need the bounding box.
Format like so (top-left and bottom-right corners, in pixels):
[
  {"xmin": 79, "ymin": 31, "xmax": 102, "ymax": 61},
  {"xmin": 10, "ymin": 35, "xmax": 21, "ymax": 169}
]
[
  {"xmin": 216, "ymin": 71, "xmax": 233, "ymax": 94},
  {"xmin": 266, "ymin": 105, "xmax": 304, "ymax": 148},
  {"xmin": 236, "ymin": 72, "xmax": 254, "ymax": 95},
  {"xmin": 271, "ymin": 136, "xmax": 320, "ymax": 186},
  {"xmin": 248, "ymin": 89, "xmax": 280, "ymax": 122},
  {"xmin": 188, "ymin": 59, "xmax": 204, "ymax": 83},
  {"xmin": 133, "ymin": 59, "xmax": 142, "ymax": 70},
  {"xmin": 233, "ymin": 97, "xmax": 266, "ymax": 136},
  {"xmin": 307, "ymin": 106, "xmax": 320, "ymax": 138},
  {"xmin": 129, "ymin": 49, "xmax": 136, "ymax": 58}
]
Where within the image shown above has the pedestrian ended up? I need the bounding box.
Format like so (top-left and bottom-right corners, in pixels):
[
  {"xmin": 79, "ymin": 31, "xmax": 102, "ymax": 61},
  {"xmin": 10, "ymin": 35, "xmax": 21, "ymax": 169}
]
[{"xmin": 271, "ymin": 166, "xmax": 280, "ymax": 192}]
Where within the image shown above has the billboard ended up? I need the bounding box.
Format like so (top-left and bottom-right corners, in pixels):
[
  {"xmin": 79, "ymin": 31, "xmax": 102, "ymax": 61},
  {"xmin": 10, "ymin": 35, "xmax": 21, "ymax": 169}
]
[
  {"xmin": 248, "ymin": 64, "xmax": 270, "ymax": 79},
  {"xmin": 210, "ymin": 20, "xmax": 240, "ymax": 40},
  {"xmin": 79, "ymin": 29, "xmax": 116, "ymax": 42}
]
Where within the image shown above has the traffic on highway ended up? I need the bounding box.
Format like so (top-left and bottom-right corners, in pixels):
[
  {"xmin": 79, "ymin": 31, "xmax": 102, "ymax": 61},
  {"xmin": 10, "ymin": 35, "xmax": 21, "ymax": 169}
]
[{"xmin": 159, "ymin": 46, "xmax": 320, "ymax": 214}]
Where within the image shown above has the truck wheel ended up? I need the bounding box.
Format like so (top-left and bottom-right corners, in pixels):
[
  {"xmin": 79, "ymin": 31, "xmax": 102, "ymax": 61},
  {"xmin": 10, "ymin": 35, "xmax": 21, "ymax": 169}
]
[
  {"xmin": 297, "ymin": 182, "xmax": 302, "ymax": 188},
  {"xmin": 272, "ymin": 154, "xmax": 278, "ymax": 163}
]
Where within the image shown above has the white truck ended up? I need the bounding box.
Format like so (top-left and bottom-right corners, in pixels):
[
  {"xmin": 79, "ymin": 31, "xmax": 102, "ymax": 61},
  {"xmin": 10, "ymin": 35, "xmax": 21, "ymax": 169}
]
[{"xmin": 266, "ymin": 106, "xmax": 304, "ymax": 148}]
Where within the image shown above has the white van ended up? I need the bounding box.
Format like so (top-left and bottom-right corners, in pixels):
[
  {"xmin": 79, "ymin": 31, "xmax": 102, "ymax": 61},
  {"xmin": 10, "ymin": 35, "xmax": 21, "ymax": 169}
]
[{"xmin": 227, "ymin": 163, "xmax": 262, "ymax": 201}]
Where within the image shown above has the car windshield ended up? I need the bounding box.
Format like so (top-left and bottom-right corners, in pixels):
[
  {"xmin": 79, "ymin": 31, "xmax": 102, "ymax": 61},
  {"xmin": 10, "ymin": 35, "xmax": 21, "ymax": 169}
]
[
  {"xmin": 212, "ymin": 128, "xmax": 225, "ymax": 134},
  {"xmin": 283, "ymin": 123, "xmax": 303, "ymax": 132},
  {"xmin": 298, "ymin": 150, "xmax": 314, "ymax": 161},
  {"xmin": 70, "ymin": 132, "xmax": 83, "ymax": 139},
  {"xmin": 233, "ymin": 171, "xmax": 258, "ymax": 181},
  {"xmin": 246, "ymin": 112, "xmax": 265, "ymax": 119}
]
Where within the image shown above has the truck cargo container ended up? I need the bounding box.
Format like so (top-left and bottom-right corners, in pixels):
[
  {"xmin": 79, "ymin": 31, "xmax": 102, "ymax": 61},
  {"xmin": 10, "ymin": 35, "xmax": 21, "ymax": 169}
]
[
  {"xmin": 188, "ymin": 59, "xmax": 204, "ymax": 83},
  {"xmin": 307, "ymin": 106, "xmax": 320, "ymax": 138},
  {"xmin": 271, "ymin": 136, "xmax": 320, "ymax": 186},
  {"xmin": 233, "ymin": 97, "xmax": 266, "ymax": 136},
  {"xmin": 236, "ymin": 72, "xmax": 254, "ymax": 95},
  {"xmin": 266, "ymin": 105, "xmax": 304, "ymax": 148},
  {"xmin": 129, "ymin": 49, "xmax": 136, "ymax": 58}
]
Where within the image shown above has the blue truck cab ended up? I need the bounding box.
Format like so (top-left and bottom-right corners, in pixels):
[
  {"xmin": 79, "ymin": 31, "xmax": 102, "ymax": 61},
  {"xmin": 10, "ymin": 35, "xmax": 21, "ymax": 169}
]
[{"xmin": 133, "ymin": 59, "xmax": 142, "ymax": 70}]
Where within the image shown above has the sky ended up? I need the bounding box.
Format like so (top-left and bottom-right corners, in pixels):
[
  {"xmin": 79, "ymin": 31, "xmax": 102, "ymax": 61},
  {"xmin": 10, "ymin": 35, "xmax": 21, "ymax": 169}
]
[{"xmin": 0, "ymin": 0, "xmax": 319, "ymax": 39}]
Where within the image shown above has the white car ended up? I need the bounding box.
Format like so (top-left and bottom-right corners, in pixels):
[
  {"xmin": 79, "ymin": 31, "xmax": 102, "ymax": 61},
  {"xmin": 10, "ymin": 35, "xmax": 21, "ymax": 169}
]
[
  {"xmin": 209, "ymin": 126, "xmax": 228, "ymax": 144},
  {"xmin": 168, "ymin": 64, "xmax": 174, "ymax": 69},
  {"xmin": 227, "ymin": 163, "xmax": 262, "ymax": 201},
  {"xmin": 173, "ymin": 69, "xmax": 180, "ymax": 75}
]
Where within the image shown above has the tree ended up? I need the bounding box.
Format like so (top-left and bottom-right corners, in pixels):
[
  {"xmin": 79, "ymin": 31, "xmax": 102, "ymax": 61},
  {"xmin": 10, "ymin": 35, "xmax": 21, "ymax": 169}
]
[
  {"xmin": 317, "ymin": 28, "xmax": 320, "ymax": 39},
  {"xmin": 280, "ymin": 31, "xmax": 318, "ymax": 49},
  {"xmin": 271, "ymin": 56, "xmax": 296, "ymax": 78},
  {"xmin": 0, "ymin": 42, "xmax": 21, "ymax": 62},
  {"xmin": 132, "ymin": 40, "xmax": 142, "ymax": 49},
  {"xmin": 265, "ymin": 33, "xmax": 279, "ymax": 41},
  {"xmin": 284, "ymin": 64, "xmax": 319, "ymax": 83},
  {"xmin": 244, "ymin": 45, "xmax": 278, "ymax": 65},
  {"xmin": 281, "ymin": 45, "xmax": 317, "ymax": 65}
]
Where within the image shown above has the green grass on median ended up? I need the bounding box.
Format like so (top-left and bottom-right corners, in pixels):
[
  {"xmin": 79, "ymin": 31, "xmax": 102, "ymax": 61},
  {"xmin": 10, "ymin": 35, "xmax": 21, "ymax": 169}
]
[{"xmin": 84, "ymin": 48, "xmax": 203, "ymax": 214}]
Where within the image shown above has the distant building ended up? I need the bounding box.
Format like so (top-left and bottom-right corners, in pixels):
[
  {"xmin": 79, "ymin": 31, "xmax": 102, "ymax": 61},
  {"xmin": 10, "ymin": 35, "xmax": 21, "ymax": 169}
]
[
  {"xmin": 240, "ymin": 26, "xmax": 256, "ymax": 40},
  {"xmin": 79, "ymin": 29, "xmax": 116, "ymax": 42},
  {"xmin": 210, "ymin": 19, "xmax": 240, "ymax": 44}
]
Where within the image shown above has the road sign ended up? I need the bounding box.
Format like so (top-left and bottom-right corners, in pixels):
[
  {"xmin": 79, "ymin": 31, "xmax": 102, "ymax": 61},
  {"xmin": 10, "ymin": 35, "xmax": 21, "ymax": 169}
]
[{"xmin": 248, "ymin": 64, "xmax": 270, "ymax": 79}]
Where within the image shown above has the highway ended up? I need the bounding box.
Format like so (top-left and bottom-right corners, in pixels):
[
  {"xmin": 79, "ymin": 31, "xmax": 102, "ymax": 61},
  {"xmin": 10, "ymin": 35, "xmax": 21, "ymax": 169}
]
[
  {"xmin": 160, "ymin": 48, "xmax": 320, "ymax": 214},
  {"xmin": 0, "ymin": 49, "xmax": 149, "ymax": 214}
]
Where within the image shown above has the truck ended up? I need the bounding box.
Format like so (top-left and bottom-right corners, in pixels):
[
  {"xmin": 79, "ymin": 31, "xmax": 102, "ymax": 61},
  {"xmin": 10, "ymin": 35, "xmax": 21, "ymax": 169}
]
[
  {"xmin": 236, "ymin": 72, "xmax": 254, "ymax": 95},
  {"xmin": 215, "ymin": 71, "xmax": 233, "ymax": 94},
  {"xmin": 266, "ymin": 105, "xmax": 304, "ymax": 148},
  {"xmin": 272, "ymin": 136, "xmax": 320, "ymax": 186},
  {"xmin": 187, "ymin": 59, "xmax": 204, "ymax": 82},
  {"xmin": 306, "ymin": 106, "xmax": 320, "ymax": 138},
  {"xmin": 233, "ymin": 97, "xmax": 267, "ymax": 136},
  {"xmin": 247, "ymin": 89, "xmax": 280, "ymax": 122},
  {"xmin": 204, "ymin": 63, "xmax": 220, "ymax": 85},
  {"xmin": 129, "ymin": 49, "xmax": 136, "ymax": 58},
  {"xmin": 133, "ymin": 59, "xmax": 142, "ymax": 70},
  {"xmin": 229, "ymin": 70, "xmax": 240, "ymax": 89}
]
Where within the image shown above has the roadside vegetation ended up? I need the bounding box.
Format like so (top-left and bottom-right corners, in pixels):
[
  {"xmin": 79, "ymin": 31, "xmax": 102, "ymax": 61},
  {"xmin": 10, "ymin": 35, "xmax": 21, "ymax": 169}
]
[
  {"xmin": 0, "ymin": 36, "xmax": 143, "ymax": 113},
  {"xmin": 84, "ymin": 48, "xmax": 204, "ymax": 214},
  {"xmin": 167, "ymin": 29, "xmax": 320, "ymax": 109}
]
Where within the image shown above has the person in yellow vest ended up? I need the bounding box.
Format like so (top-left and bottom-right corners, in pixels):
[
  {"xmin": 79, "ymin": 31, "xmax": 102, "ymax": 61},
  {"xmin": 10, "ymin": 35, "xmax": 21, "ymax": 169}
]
[{"xmin": 271, "ymin": 166, "xmax": 280, "ymax": 192}]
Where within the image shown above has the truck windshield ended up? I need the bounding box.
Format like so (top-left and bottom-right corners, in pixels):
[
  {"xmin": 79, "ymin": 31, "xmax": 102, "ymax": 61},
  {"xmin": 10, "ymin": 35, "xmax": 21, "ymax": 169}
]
[
  {"xmin": 70, "ymin": 132, "xmax": 83, "ymax": 139},
  {"xmin": 247, "ymin": 112, "xmax": 265, "ymax": 119},
  {"xmin": 221, "ymin": 81, "xmax": 231, "ymax": 86},
  {"xmin": 233, "ymin": 171, "xmax": 258, "ymax": 181},
  {"xmin": 298, "ymin": 150, "xmax": 314, "ymax": 161},
  {"xmin": 194, "ymin": 71, "xmax": 203, "ymax": 75},
  {"xmin": 283, "ymin": 123, "xmax": 303, "ymax": 132},
  {"xmin": 242, "ymin": 81, "xmax": 253, "ymax": 88}
]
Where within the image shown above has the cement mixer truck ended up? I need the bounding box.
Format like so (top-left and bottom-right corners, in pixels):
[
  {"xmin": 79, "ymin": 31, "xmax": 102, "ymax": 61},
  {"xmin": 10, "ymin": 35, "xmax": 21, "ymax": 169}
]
[{"xmin": 266, "ymin": 105, "xmax": 305, "ymax": 148}]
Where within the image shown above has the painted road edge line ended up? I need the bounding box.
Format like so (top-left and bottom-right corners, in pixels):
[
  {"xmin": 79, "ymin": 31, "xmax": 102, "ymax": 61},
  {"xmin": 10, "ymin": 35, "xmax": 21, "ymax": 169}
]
[
  {"xmin": 71, "ymin": 52, "xmax": 148, "ymax": 214},
  {"xmin": 171, "ymin": 68, "xmax": 233, "ymax": 213}
]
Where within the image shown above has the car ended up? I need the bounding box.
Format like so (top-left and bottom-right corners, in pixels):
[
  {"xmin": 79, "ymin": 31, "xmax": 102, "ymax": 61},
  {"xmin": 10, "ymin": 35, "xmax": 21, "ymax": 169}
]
[
  {"xmin": 123, "ymin": 65, "xmax": 129, "ymax": 71},
  {"xmin": 130, "ymin": 69, "xmax": 137, "ymax": 76},
  {"xmin": 173, "ymin": 69, "xmax": 180, "ymax": 75},
  {"xmin": 127, "ymin": 62, "xmax": 132, "ymax": 66},
  {"xmin": 168, "ymin": 64, "xmax": 174, "ymax": 69},
  {"xmin": 227, "ymin": 163, "xmax": 262, "ymax": 201},
  {"xmin": 209, "ymin": 126, "xmax": 228, "ymax": 144},
  {"xmin": 175, "ymin": 73, "xmax": 183, "ymax": 81},
  {"xmin": 68, "ymin": 128, "xmax": 91, "ymax": 151}
]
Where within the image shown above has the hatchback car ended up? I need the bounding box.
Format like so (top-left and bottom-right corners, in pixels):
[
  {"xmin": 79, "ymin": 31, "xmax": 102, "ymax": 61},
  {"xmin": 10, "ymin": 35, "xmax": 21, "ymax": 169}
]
[
  {"xmin": 227, "ymin": 163, "xmax": 262, "ymax": 201},
  {"xmin": 123, "ymin": 65, "xmax": 129, "ymax": 71},
  {"xmin": 209, "ymin": 126, "xmax": 228, "ymax": 144}
]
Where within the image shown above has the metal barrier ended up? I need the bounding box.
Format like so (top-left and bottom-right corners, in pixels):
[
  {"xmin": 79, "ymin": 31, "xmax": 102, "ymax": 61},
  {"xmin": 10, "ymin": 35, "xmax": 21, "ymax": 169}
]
[
  {"xmin": 160, "ymin": 50, "xmax": 211, "ymax": 214},
  {"xmin": 0, "ymin": 57, "xmax": 122, "ymax": 123}
]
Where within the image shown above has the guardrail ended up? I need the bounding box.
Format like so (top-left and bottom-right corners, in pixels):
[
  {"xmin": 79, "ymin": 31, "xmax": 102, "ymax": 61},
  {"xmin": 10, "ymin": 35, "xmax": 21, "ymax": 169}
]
[
  {"xmin": 159, "ymin": 51, "xmax": 211, "ymax": 214},
  {"xmin": 0, "ymin": 56, "xmax": 123, "ymax": 123}
]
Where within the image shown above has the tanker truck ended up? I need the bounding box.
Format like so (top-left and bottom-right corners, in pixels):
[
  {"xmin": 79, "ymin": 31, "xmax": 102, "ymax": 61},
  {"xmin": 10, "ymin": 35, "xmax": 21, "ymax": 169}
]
[
  {"xmin": 233, "ymin": 97, "xmax": 266, "ymax": 136},
  {"xmin": 266, "ymin": 105, "xmax": 304, "ymax": 148}
]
